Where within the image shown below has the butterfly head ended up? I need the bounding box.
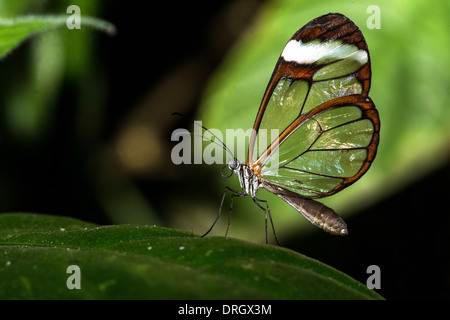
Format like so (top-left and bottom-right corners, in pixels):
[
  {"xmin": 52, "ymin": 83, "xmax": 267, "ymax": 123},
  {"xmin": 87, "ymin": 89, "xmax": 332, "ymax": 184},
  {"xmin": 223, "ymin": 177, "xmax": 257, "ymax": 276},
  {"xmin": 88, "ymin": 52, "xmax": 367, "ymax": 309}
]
[{"xmin": 227, "ymin": 157, "xmax": 240, "ymax": 171}]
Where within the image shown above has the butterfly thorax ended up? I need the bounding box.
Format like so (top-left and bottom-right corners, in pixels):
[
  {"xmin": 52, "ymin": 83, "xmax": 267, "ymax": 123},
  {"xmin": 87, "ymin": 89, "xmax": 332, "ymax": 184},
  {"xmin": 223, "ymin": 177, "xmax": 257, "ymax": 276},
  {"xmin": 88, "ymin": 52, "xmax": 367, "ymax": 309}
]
[{"xmin": 227, "ymin": 158, "xmax": 261, "ymax": 198}]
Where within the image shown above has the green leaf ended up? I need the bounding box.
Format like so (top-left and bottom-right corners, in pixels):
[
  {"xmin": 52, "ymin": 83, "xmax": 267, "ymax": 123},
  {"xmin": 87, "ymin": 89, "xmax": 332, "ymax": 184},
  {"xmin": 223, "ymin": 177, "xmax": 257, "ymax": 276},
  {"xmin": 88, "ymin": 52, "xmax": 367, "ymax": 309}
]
[
  {"xmin": 0, "ymin": 213, "xmax": 383, "ymax": 299},
  {"xmin": 0, "ymin": 15, "xmax": 115, "ymax": 59}
]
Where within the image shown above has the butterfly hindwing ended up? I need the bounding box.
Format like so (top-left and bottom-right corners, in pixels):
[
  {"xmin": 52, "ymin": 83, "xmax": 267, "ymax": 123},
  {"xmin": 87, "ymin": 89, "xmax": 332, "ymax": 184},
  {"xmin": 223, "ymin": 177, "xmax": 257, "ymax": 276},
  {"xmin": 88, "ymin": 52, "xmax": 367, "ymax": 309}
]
[{"xmin": 261, "ymin": 94, "xmax": 379, "ymax": 198}]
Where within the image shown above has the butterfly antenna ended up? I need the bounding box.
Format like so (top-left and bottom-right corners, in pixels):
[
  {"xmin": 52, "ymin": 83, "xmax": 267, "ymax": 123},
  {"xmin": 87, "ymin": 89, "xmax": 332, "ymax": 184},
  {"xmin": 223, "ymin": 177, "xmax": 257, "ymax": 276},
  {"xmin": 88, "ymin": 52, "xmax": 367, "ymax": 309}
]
[{"xmin": 172, "ymin": 130, "xmax": 234, "ymax": 158}]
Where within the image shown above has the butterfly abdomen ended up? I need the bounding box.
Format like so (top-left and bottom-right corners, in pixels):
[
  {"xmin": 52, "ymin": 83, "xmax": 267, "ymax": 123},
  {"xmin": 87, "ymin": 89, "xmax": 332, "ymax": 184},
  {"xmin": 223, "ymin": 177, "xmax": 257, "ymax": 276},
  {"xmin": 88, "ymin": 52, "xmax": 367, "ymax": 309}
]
[
  {"xmin": 263, "ymin": 181, "xmax": 348, "ymax": 235},
  {"xmin": 298, "ymin": 198, "xmax": 348, "ymax": 236}
]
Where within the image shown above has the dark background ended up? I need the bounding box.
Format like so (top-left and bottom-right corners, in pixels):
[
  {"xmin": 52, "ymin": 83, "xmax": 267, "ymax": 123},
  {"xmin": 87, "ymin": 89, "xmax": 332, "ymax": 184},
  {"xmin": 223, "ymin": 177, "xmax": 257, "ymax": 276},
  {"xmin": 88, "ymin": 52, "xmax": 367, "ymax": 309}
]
[{"xmin": 0, "ymin": 0, "xmax": 448, "ymax": 299}]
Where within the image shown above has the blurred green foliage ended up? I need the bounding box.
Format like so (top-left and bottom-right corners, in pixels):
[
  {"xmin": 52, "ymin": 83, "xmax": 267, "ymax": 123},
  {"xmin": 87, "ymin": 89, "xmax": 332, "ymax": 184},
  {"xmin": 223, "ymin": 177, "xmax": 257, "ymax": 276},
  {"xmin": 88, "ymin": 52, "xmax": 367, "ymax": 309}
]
[
  {"xmin": 197, "ymin": 0, "xmax": 450, "ymax": 241},
  {"xmin": 0, "ymin": 1, "xmax": 160, "ymax": 227},
  {"xmin": 0, "ymin": 0, "xmax": 113, "ymax": 141}
]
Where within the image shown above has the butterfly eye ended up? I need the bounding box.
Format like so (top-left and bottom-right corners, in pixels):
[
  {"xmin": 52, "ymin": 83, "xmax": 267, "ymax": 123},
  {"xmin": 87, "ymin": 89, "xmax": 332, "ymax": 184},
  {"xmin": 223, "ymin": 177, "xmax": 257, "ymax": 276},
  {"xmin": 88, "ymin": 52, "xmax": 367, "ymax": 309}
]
[{"xmin": 227, "ymin": 158, "xmax": 239, "ymax": 170}]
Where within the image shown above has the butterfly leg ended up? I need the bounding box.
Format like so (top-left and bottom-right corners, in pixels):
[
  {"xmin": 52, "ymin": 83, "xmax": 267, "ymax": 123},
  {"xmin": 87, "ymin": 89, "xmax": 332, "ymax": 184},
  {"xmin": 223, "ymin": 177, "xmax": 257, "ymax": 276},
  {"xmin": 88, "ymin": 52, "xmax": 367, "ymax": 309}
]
[
  {"xmin": 252, "ymin": 197, "xmax": 280, "ymax": 245},
  {"xmin": 225, "ymin": 187, "xmax": 247, "ymax": 237},
  {"xmin": 201, "ymin": 186, "xmax": 246, "ymax": 238}
]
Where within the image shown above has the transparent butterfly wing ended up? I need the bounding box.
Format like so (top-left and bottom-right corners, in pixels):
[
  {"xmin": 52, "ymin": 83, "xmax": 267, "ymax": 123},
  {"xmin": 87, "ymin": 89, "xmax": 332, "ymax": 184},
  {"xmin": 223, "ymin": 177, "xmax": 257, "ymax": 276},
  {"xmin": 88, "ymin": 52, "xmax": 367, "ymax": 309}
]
[{"xmin": 247, "ymin": 13, "xmax": 379, "ymax": 199}]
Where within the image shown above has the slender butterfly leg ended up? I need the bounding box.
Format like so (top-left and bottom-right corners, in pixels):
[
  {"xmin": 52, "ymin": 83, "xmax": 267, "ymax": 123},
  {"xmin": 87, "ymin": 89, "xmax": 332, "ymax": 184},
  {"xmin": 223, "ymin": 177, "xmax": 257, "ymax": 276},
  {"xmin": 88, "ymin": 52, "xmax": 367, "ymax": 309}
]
[
  {"xmin": 201, "ymin": 188, "xmax": 227, "ymax": 238},
  {"xmin": 252, "ymin": 197, "xmax": 280, "ymax": 245},
  {"xmin": 201, "ymin": 186, "xmax": 246, "ymax": 238},
  {"xmin": 225, "ymin": 187, "xmax": 247, "ymax": 237}
]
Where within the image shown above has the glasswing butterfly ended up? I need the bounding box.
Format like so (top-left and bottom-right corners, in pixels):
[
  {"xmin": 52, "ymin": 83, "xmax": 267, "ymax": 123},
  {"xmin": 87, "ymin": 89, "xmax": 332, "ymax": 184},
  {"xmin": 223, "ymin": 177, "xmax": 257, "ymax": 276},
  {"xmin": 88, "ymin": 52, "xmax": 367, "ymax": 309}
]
[{"xmin": 189, "ymin": 13, "xmax": 380, "ymax": 243}]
